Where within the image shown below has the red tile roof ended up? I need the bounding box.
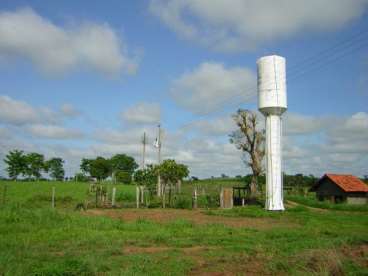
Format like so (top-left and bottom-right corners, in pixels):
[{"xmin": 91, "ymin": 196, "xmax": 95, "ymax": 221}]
[{"xmin": 323, "ymin": 174, "xmax": 368, "ymax": 192}]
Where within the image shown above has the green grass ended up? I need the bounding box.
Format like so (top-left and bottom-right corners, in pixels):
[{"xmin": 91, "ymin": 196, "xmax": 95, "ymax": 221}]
[
  {"xmin": 287, "ymin": 194, "xmax": 368, "ymax": 212},
  {"xmin": 0, "ymin": 181, "xmax": 367, "ymax": 275},
  {"xmin": 0, "ymin": 181, "xmax": 136, "ymax": 209}
]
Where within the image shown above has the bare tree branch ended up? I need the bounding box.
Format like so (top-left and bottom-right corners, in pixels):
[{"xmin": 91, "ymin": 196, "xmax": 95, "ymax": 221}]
[{"xmin": 229, "ymin": 109, "xmax": 265, "ymax": 197}]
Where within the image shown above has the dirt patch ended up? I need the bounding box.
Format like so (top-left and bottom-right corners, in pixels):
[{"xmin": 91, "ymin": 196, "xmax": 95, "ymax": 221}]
[
  {"xmin": 85, "ymin": 209, "xmax": 294, "ymax": 229},
  {"xmin": 341, "ymin": 243, "xmax": 368, "ymax": 268},
  {"xmin": 182, "ymin": 246, "xmax": 217, "ymax": 254},
  {"xmin": 123, "ymin": 245, "xmax": 171, "ymax": 254},
  {"xmin": 294, "ymin": 243, "xmax": 368, "ymax": 275},
  {"xmin": 188, "ymin": 252, "xmax": 270, "ymax": 276},
  {"xmin": 123, "ymin": 245, "xmax": 218, "ymax": 255},
  {"xmin": 286, "ymin": 200, "xmax": 328, "ymax": 212}
]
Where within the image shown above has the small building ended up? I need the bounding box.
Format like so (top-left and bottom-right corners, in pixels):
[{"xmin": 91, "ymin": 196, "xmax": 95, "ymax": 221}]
[{"xmin": 310, "ymin": 174, "xmax": 368, "ymax": 204}]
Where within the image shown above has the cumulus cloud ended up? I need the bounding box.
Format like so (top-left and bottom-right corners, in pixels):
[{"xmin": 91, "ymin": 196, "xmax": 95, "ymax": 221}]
[
  {"xmin": 0, "ymin": 127, "xmax": 11, "ymax": 139},
  {"xmin": 60, "ymin": 104, "xmax": 81, "ymax": 118},
  {"xmin": 121, "ymin": 102, "xmax": 161, "ymax": 124},
  {"xmin": 0, "ymin": 95, "xmax": 86, "ymax": 127},
  {"xmin": 171, "ymin": 62, "xmax": 255, "ymax": 114},
  {"xmin": 283, "ymin": 113, "xmax": 332, "ymax": 135},
  {"xmin": 150, "ymin": 0, "xmax": 368, "ymax": 52},
  {"xmin": 26, "ymin": 124, "xmax": 84, "ymax": 140},
  {"xmin": 0, "ymin": 8, "xmax": 138, "ymax": 75},
  {"xmin": 0, "ymin": 95, "xmax": 60, "ymax": 125},
  {"xmin": 0, "ymin": 105, "xmax": 367, "ymax": 178},
  {"xmin": 325, "ymin": 112, "xmax": 368, "ymax": 154},
  {"xmin": 189, "ymin": 116, "xmax": 235, "ymax": 136}
]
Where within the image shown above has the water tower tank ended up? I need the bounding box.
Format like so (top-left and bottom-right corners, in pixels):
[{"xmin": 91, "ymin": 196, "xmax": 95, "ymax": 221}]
[
  {"xmin": 257, "ymin": 55, "xmax": 287, "ymax": 115},
  {"xmin": 257, "ymin": 55, "xmax": 287, "ymax": 211}
]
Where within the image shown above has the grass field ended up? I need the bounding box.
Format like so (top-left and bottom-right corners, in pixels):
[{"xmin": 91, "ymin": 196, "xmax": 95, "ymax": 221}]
[
  {"xmin": 0, "ymin": 181, "xmax": 367, "ymax": 275},
  {"xmin": 286, "ymin": 194, "xmax": 368, "ymax": 212}
]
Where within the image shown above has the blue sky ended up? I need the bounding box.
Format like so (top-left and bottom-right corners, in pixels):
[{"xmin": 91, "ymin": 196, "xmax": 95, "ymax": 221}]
[{"xmin": 0, "ymin": 0, "xmax": 367, "ymax": 178}]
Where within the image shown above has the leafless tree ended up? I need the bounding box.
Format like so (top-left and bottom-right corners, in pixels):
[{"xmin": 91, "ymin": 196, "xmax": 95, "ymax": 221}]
[{"xmin": 229, "ymin": 109, "xmax": 265, "ymax": 197}]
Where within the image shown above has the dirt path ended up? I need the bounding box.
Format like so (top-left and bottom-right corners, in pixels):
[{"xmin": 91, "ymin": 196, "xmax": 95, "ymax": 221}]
[
  {"xmin": 286, "ymin": 200, "xmax": 328, "ymax": 212},
  {"xmin": 85, "ymin": 208, "xmax": 296, "ymax": 229}
]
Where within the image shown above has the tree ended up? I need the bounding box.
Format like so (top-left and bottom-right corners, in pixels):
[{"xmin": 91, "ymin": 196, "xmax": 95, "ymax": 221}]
[
  {"xmin": 45, "ymin": 158, "xmax": 65, "ymax": 181},
  {"xmin": 134, "ymin": 165, "xmax": 157, "ymax": 195},
  {"xmin": 156, "ymin": 160, "xmax": 189, "ymax": 207},
  {"xmin": 115, "ymin": 171, "xmax": 132, "ymax": 184},
  {"xmin": 74, "ymin": 172, "xmax": 89, "ymax": 182},
  {"xmin": 229, "ymin": 109, "xmax": 265, "ymax": 197},
  {"xmin": 89, "ymin": 157, "xmax": 111, "ymax": 181},
  {"xmin": 80, "ymin": 158, "xmax": 92, "ymax": 175},
  {"xmin": 25, "ymin": 152, "xmax": 45, "ymax": 180},
  {"xmin": 4, "ymin": 150, "xmax": 26, "ymax": 180},
  {"xmin": 110, "ymin": 154, "xmax": 138, "ymax": 183}
]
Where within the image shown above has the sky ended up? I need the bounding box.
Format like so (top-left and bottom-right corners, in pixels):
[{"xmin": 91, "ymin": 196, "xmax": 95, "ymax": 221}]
[{"xmin": 0, "ymin": 0, "xmax": 367, "ymax": 178}]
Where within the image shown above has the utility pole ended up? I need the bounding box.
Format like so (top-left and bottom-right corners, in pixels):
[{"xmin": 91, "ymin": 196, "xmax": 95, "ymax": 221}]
[
  {"xmin": 156, "ymin": 124, "xmax": 162, "ymax": 196},
  {"xmin": 141, "ymin": 132, "xmax": 147, "ymax": 169}
]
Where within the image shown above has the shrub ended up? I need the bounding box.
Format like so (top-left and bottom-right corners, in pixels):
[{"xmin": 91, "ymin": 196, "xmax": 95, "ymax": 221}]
[
  {"xmin": 172, "ymin": 195, "xmax": 192, "ymax": 209},
  {"xmin": 116, "ymin": 190, "xmax": 135, "ymax": 202},
  {"xmin": 147, "ymin": 195, "xmax": 162, "ymax": 208},
  {"xmin": 115, "ymin": 171, "xmax": 132, "ymax": 184},
  {"xmin": 74, "ymin": 173, "xmax": 89, "ymax": 182}
]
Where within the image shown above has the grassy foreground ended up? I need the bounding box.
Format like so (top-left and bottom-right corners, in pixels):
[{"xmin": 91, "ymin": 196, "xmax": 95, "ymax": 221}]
[{"xmin": 0, "ymin": 181, "xmax": 367, "ymax": 275}]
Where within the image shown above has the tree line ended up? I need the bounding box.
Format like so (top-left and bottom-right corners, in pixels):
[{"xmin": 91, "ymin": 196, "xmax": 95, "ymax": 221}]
[
  {"xmin": 78, "ymin": 154, "xmax": 138, "ymax": 183},
  {"xmin": 4, "ymin": 150, "xmax": 65, "ymax": 180},
  {"xmin": 3, "ymin": 150, "xmax": 190, "ymax": 191}
]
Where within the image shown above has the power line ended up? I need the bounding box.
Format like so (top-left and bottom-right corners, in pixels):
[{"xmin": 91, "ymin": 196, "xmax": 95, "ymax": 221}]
[{"xmin": 178, "ymin": 29, "xmax": 368, "ymax": 130}]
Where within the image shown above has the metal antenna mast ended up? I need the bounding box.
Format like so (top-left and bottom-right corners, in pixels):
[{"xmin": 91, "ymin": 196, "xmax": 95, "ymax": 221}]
[
  {"xmin": 157, "ymin": 124, "xmax": 162, "ymax": 196},
  {"xmin": 141, "ymin": 132, "xmax": 146, "ymax": 169}
]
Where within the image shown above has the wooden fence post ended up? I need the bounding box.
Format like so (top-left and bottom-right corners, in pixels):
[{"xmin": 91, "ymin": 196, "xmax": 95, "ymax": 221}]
[
  {"xmin": 220, "ymin": 187, "xmax": 224, "ymax": 208},
  {"xmin": 140, "ymin": 186, "xmax": 144, "ymax": 204},
  {"xmin": 136, "ymin": 186, "xmax": 140, "ymax": 208},
  {"xmin": 112, "ymin": 187, "xmax": 116, "ymax": 207},
  {"xmin": 162, "ymin": 186, "xmax": 166, "ymax": 208},
  {"xmin": 51, "ymin": 186, "xmax": 55, "ymax": 209},
  {"xmin": 193, "ymin": 186, "xmax": 198, "ymax": 209},
  {"xmin": 95, "ymin": 187, "xmax": 98, "ymax": 208}
]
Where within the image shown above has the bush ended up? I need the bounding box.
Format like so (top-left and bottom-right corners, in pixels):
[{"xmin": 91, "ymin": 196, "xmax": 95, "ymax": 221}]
[
  {"xmin": 116, "ymin": 190, "xmax": 135, "ymax": 202},
  {"xmin": 147, "ymin": 195, "xmax": 162, "ymax": 208},
  {"xmin": 197, "ymin": 194, "xmax": 220, "ymax": 208},
  {"xmin": 115, "ymin": 171, "xmax": 132, "ymax": 184},
  {"xmin": 74, "ymin": 173, "xmax": 89, "ymax": 182},
  {"xmin": 172, "ymin": 195, "xmax": 192, "ymax": 209}
]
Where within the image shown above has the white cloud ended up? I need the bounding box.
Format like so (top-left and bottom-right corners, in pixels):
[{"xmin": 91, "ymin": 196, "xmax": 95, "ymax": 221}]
[
  {"xmin": 283, "ymin": 113, "xmax": 332, "ymax": 135},
  {"xmin": 60, "ymin": 104, "xmax": 81, "ymax": 118},
  {"xmin": 325, "ymin": 112, "xmax": 368, "ymax": 154},
  {"xmin": 0, "ymin": 95, "xmax": 86, "ymax": 127},
  {"xmin": 0, "ymin": 127, "xmax": 11, "ymax": 139},
  {"xmin": 0, "ymin": 95, "xmax": 60, "ymax": 125},
  {"xmin": 150, "ymin": 0, "xmax": 368, "ymax": 52},
  {"xmin": 189, "ymin": 116, "xmax": 235, "ymax": 136},
  {"xmin": 1, "ymin": 106, "xmax": 367, "ymax": 178},
  {"xmin": 0, "ymin": 8, "xmax": 138, "ymax": 75},
  {"xmin": 26, "ymin": 124, "xmax": 84, "ymax": 140},
  {"xmin": 121, "ymin": 102, "xmax": 161, "ymax": 124},
  {"xmin": 171, "ymin": 62, "xmax": 255, "ymax": 114}
]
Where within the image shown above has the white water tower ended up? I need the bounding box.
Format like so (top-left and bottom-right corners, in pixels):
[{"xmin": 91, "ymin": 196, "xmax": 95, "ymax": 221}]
[{"xmin": 257, "ymin": 55, "xmax": 287, "ymax": 211}]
